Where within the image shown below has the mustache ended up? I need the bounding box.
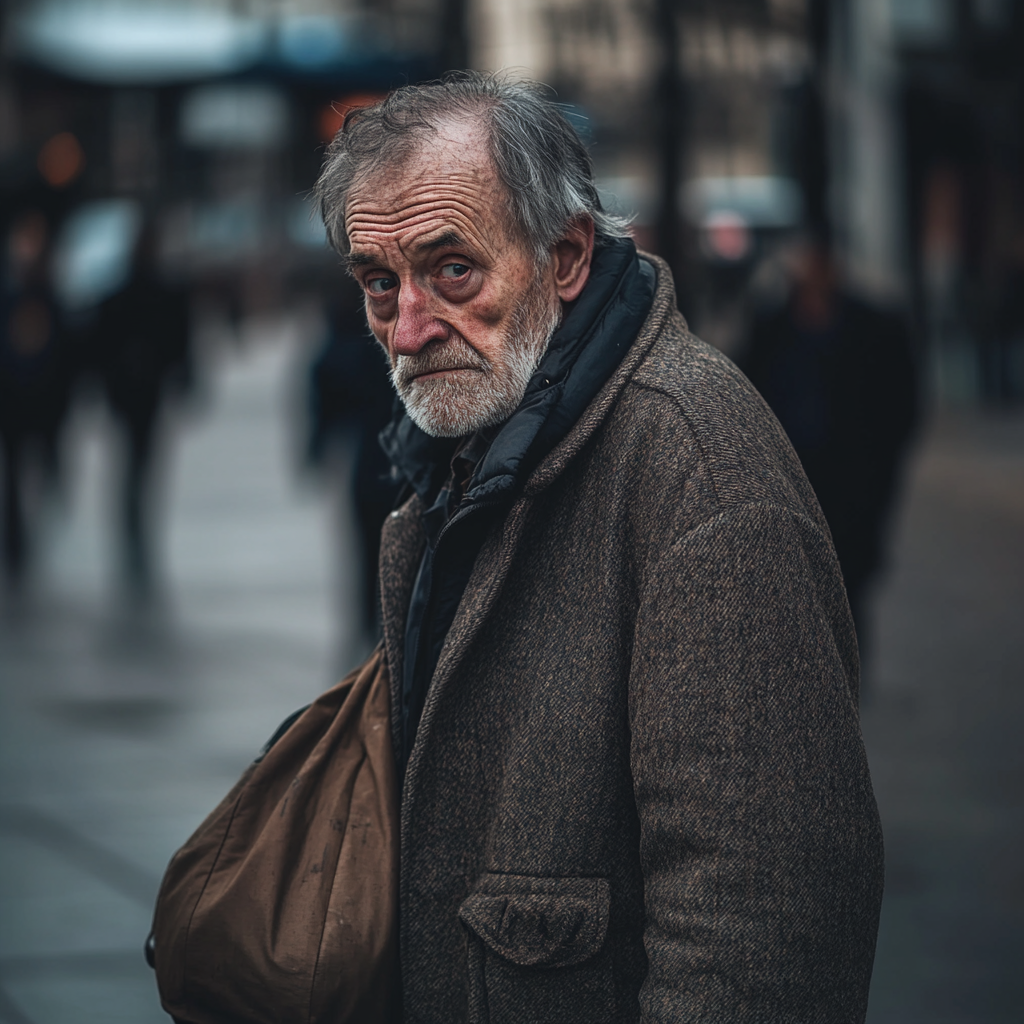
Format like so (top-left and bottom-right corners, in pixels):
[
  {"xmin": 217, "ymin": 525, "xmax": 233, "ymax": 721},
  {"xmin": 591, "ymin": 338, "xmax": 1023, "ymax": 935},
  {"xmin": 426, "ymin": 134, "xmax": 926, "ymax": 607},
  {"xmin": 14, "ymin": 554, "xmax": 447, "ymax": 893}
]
[{"xmin": 392, "ymin": 335, "xmax": 487, "ymax": 389}]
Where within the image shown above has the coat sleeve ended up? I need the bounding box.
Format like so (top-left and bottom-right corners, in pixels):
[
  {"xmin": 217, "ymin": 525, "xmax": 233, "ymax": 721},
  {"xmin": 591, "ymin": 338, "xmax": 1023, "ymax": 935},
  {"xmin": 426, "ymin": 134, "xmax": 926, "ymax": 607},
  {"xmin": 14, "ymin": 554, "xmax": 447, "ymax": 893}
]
[{"xmin": 629, "ymin": 501, "xmax": 884, "ymax": 1023}]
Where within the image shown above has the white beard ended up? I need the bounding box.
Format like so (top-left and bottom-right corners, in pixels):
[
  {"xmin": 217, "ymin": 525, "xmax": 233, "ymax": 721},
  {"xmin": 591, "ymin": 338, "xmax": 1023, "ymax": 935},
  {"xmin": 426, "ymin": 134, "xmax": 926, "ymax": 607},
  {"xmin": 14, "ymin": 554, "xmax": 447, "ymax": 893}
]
[{"xmin": 390, "ymin": 284, "xmax": 562, "ymax": 439}]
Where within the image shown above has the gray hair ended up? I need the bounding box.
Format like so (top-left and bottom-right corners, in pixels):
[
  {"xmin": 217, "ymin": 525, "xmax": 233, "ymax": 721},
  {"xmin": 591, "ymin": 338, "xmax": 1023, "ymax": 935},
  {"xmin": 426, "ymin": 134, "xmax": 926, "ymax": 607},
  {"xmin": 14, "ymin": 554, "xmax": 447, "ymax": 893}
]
[{"xmin": 314, "ymin": 71, "xmax": 630, "ymax": 261}]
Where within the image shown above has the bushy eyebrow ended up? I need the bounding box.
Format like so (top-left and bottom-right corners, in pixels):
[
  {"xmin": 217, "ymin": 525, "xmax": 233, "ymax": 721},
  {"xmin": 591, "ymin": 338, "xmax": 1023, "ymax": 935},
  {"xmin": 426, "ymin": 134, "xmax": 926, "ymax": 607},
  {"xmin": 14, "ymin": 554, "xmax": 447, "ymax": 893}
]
[
  {"xmin": 342, "ymin": 250, "xmax": 378, "ymax": 273},
  {"xmin": 414, "ymin": 231, "xmax": 466, "ymax": 254},
  {"xmin": 343, "ymin": 231, "xmax": 467, "ymax": 274}
]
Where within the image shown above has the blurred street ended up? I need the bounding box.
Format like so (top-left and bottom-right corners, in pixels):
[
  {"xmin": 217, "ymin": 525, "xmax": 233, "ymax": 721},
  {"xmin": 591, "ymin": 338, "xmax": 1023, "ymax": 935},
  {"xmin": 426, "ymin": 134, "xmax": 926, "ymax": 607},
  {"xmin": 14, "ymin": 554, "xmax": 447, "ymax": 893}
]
[
  {"xmin": 1, "ymin": 1, "xmax": 1021, "ymax": 1020},
  {"xmin": 862, "ymin": 409, "xmax": 1024, "ymax": 1023},
  {"xmin": 0, "ymin": 321, "xmax": 1020, "ymax": 1022},
  {"xmin": 0, "ymin": 323, "xmax": 369, "ymax": 1024}
]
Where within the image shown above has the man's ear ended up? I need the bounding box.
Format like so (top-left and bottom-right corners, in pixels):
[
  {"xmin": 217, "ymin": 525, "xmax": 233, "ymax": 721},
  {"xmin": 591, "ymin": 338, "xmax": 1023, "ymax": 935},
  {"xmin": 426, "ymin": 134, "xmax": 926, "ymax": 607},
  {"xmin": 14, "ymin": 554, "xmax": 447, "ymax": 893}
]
[{"xmin": 552, "ymin": 216, "xmax": 595, "ymax": 302}]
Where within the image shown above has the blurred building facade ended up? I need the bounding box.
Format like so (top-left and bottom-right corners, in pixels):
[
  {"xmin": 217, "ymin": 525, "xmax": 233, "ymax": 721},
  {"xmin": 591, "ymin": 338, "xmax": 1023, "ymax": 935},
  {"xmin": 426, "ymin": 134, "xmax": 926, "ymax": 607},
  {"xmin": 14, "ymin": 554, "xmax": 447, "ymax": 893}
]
[
  {"xmin": 0, "ymin": 0, "xmax": 456, "ymax": 321},
  {"xmin": 893, "ymin": 0, "xmax": 1024, "ymax": 404},
  {"xmin": 475, "ymin": 0, "xmax": 811, "ymax": 321},
  {"xmin": 472, "ymin": 0, "xmax": 1024, "ymax": 404},
  {"xmin": 1, "ymin": 0, "xmax": 1022, "ymax": 395}
]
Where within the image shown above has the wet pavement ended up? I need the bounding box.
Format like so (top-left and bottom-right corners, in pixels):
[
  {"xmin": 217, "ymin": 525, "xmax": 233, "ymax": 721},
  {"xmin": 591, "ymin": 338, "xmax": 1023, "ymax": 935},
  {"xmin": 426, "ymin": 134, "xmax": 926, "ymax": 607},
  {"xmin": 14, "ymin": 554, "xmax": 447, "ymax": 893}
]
[
  {"xmin": 0, "ymin": 323, "xmax": 368, "ymax": 1024},
  {"xmin": 1, "ymin": 327, "xmax": 1022, "ymax": 1023},
  {"xmin": 860, "ymin": 411, "xmax": 1024, "ymax": 1023}
]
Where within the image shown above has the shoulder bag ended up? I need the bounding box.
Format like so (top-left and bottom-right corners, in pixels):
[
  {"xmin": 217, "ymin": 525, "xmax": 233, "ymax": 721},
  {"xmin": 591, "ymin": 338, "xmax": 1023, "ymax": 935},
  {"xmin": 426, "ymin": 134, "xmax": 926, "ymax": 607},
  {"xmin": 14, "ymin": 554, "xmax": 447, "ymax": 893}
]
[{"xmin": 148, "ymin": 644, "xmax": 399, "ymax": 1024}]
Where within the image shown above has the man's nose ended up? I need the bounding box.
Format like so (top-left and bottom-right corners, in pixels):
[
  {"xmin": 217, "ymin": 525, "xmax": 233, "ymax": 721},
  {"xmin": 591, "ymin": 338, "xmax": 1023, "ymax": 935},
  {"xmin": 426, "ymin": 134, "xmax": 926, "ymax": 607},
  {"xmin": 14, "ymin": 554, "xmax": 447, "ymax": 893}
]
[{"xmin": 391, "ymin": 281, "xmax": 447, "ymax": 357}]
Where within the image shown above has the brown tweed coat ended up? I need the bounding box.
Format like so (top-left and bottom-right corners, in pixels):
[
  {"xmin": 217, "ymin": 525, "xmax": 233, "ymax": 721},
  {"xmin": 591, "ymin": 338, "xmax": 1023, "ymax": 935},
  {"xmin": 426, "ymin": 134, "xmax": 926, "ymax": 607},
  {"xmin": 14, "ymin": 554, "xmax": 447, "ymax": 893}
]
[{"xmin": 379, "ymin": 257, "xmax": 884, "ymax": 1024}]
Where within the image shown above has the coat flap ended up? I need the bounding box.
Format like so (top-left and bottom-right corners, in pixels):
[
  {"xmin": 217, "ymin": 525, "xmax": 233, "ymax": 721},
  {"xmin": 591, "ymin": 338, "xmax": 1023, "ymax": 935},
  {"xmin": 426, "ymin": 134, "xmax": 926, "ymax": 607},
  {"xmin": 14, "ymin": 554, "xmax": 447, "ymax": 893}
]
[{"xmin": 457, "ymin": 875, "xmax": 610, "ymax": 969}]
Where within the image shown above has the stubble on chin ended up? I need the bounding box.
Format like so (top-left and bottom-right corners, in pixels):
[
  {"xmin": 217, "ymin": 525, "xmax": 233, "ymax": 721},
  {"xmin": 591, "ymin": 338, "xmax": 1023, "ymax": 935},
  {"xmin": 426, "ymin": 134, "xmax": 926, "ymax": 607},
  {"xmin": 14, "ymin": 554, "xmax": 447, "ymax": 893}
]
[{"xmin": 391, "ymin": 288, "xmax": 562, "ymax": 439}]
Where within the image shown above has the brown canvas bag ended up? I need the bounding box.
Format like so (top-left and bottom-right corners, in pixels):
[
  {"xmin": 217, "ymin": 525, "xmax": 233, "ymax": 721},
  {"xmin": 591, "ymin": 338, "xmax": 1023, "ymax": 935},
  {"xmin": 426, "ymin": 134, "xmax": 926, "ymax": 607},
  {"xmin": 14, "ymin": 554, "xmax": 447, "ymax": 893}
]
[{"xmin": 149, "ymin": 645, "xmax": 399, "ymax": 1024}]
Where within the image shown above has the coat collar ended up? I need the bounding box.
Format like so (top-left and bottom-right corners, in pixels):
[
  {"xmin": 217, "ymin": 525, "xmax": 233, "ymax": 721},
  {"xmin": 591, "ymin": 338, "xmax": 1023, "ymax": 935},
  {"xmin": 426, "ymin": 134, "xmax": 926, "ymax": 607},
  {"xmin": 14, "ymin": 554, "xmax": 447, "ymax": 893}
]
[
  {"xmin": 521, "ymin": 251, "xmax": 682, "ymax": 496},
  {"xmin": 379, "ymin": 237, "xmax": 658, "ymax": 511}
]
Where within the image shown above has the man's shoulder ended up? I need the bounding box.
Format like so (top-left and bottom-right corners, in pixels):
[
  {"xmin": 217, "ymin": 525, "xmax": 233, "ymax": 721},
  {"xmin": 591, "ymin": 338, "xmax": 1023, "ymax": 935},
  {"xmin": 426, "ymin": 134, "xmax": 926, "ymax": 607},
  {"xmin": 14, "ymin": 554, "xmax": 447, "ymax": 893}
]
[
  {"xmin": 606, "ymin": 316, "xmax": 820, "ymax": 522},
  {"xmin": 624, "ymin": 315, "xmax": 774, "ymax": 451},
  {"xmin": 631, "ymin": 317, "xmax": 747, "ymax": 403}
]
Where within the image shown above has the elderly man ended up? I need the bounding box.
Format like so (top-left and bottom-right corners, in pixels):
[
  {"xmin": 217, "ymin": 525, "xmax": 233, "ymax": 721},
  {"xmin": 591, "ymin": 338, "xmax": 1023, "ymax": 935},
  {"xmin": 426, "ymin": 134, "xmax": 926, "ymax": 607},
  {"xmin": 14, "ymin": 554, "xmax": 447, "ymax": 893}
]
[{"xmin": 315, "ymin": 73, "xmax": 883, "ymax": 1024}]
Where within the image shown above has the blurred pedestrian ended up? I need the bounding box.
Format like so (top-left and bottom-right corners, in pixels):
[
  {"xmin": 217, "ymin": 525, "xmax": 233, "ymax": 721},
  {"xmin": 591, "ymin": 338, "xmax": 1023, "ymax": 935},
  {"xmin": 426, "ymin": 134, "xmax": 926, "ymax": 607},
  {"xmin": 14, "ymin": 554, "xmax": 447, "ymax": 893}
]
[
  {"xmin": 306, "ymin": 282, "xmax": 399, "ymax": 637},
  {"xmin": 90, "ymin": 220, "xmax": 192, "ymax": 596},
  {"xmin": 740, "ymin": 236, "xmax": 919, "ymax": 666},
  {"xmin": 0, "ymin": 209, "xmax": 74, "ymax": 589}
]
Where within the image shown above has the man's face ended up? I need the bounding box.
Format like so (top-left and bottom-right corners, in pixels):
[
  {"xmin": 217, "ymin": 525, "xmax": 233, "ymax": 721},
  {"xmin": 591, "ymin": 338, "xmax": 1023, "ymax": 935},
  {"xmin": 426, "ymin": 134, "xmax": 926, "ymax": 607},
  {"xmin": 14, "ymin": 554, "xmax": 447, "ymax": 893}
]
[{"xmin": 344, "ymin": 121, "xmax": 561, "ymax": 437}]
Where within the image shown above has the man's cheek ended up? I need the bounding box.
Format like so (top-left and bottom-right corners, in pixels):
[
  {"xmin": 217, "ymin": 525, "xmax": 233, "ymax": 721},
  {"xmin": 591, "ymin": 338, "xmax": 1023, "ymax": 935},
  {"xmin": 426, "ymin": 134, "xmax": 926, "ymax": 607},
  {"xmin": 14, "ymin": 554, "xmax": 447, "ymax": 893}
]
[
  {"xmin": 368, "ymin": 326, "xmax": 392, "ymax": 361},
  {"xmin": 461, "ymin": 296, "xmax": 508, "ymax": 330}
]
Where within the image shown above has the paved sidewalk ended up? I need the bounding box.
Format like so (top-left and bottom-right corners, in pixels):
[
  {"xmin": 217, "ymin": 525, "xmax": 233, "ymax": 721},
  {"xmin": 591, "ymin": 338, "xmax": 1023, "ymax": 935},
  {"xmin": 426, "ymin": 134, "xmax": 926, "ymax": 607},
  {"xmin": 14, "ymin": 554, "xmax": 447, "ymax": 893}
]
[
  {"xmin": 0, "ymin": 326, "xmax": 1021, "ymax": 1021},
  {"xmin": 862, "ymin": 411, "xmax": 1024, "ymax": 1023},
  {"xmin": 0, "ymin": 327, "xmax": 366, "ymax": 1023}
]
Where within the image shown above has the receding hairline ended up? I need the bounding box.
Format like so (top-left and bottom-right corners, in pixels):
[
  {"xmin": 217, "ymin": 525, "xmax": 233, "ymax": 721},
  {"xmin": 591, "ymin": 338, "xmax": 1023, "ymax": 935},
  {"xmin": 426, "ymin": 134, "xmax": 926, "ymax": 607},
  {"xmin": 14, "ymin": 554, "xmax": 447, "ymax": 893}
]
[
  {"xmin": 315, "ymin": 70, "xmax": 631, "ymax": 259},
  {"xmin": 341, "ymin": 110, "xmax": 526, "ymax": 256},
  {"xmin": 345, "ymin": 108, "xmax": 493, "ymax": 192}
]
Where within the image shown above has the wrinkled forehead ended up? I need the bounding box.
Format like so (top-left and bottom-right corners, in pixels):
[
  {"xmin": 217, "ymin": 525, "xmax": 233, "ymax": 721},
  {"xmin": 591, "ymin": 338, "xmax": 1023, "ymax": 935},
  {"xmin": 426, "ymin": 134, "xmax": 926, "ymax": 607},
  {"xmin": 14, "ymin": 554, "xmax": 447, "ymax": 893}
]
[{"xmin": 343, "ymin": 118, "xmax": 517, "ymax": 245}]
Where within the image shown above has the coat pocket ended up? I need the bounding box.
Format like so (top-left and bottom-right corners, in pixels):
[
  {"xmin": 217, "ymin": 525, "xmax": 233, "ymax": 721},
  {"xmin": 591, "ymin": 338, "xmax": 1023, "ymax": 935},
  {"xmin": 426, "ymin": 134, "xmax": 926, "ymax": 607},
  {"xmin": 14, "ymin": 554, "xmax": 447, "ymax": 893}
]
[{"xmin": 458, "ymin": 874, "xmax": 615, "ymax": 1024}]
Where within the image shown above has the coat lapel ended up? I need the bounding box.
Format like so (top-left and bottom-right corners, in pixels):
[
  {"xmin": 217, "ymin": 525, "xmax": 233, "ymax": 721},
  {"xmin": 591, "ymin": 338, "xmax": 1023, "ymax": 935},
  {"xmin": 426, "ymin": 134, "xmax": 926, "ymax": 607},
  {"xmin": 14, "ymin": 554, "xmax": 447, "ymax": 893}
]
[
  {"xmin": 524, "ymin": 253, "xmax": 681, "ymax": 497},
  {"xmin": 378, "ymin": 496, "xmax": 426, "ymax": 758},
  {"xmin": 400, "ymin": 490, "xmax": 534, "ymax": 797}
]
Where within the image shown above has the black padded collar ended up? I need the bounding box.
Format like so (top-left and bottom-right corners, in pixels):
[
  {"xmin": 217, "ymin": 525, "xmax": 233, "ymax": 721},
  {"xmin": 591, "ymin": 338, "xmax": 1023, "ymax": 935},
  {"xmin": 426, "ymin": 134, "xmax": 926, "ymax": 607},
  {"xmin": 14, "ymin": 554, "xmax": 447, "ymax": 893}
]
[{"xmin": 380, "ymin": 237, "xmax": 656, "ymax": 507}]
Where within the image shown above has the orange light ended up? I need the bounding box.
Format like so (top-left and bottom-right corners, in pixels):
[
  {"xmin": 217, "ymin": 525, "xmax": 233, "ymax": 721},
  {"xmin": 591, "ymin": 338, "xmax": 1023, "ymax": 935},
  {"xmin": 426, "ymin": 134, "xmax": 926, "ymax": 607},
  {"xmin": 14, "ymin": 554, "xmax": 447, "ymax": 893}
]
[
  {"xmin": 38, "ymin": 132, "xmax": 85, "ymax": 188},
  {"xmin": 318, "ymin": 92, "xmax": 386, "ymax": 142}
]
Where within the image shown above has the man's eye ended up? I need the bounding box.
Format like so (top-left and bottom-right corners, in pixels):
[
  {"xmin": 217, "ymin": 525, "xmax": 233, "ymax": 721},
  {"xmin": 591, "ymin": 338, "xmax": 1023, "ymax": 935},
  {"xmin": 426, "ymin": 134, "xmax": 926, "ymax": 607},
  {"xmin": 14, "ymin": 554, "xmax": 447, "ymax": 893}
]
[
  {"xmin": 440, "ymin": 263, "xmax": 471, "ymax": 280},
  {"xmin": 366, "ymin": 276, "xmax": 396, "ymax": 295}
]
